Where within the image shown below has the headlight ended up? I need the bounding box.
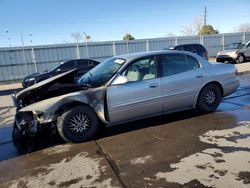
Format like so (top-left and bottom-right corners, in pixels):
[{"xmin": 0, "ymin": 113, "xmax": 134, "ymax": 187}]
[
  {"xmin": 229, "ymin": 51, "xmax": 238, "ymax": 58},
  {"xmin": 28, "ymin": 77, "xmax": 35, "ymax": 81}
]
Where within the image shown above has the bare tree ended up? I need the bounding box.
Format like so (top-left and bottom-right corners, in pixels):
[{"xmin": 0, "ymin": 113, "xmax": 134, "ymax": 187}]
[
  {"xmin": 71, "ymin": 32, "xmax": 82, "ymax": 42},
  {"xmin": 181, "ymin": 16, "xmax": 203, "ymax": 36},
  {"xmin": 234, "ymin": 23, "xmax": 250, "ymax": 32}
]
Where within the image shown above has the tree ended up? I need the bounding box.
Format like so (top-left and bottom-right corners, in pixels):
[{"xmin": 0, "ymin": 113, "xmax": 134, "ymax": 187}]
[
  {"xmin": 198, "ymin": 25, "xmax": 219, "ymax": 35},
  {"xmin": 181, "ymin": 16, "xmax": 203, "ymax": 36},
  {"xmin": 234, "ymin": 23, "xmax": 250, "ymax": 32},
  {"xmin": 123, "ymin": 33, "xmax": 135, "ymax": 40}
]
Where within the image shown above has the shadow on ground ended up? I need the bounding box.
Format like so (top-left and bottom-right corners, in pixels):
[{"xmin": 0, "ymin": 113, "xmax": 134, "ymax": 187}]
[
  {"xmin": 0, "ymin": 88, "xmax": 22, "ymax": 97},
  {"xmin": 0, "ymin": 109, "xmax": 201, "ymax": 162}
]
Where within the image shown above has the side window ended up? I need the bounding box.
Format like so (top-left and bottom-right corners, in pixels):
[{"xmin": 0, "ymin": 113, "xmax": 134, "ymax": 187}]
[
  {"xmin": 123, "ymin": 56, "xmax": 157, "ymax": 82},
  {"xmin": 88, "ymin": 60, "xmax": 96, "ymax": 67},
  {"xmin": 59, "ymin": 60, "xmax": 74, "ymax": 70},
  {"xmin": 162, "ymin": 54, "xmax": 189, "ymax": 76},
  {"xmin": 74, "ymin": 61, "xmax": 78, "ymax": 68},
  {"xmin": 183, "ymin": 45, "xmax": 193, "ymax": 52},
  {"xmin": 175, "ymin": 46, "xmax": 183, "ymax": 51},
  {"xmin": 186, "ymin": 55, "xmax": 200, "ymax": 70},
  {"xmin": 78, "ymin": 60, "xmax": 88, "ymax": 69}
]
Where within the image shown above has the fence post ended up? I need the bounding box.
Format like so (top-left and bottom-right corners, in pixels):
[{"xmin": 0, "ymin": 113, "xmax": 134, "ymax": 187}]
[
  {"xmin": 85, "ymin": 42, "xmax": 89, "ymax": 59},
  {"xmin": 243, "ymin": 33, "xmax": 246, "ymax": 41},
  {"xmin": 31, "ymin": 47, "xmax": 38, "ymax": 73},
  {"xmin": 200, "ymin": 35, "xmax": 204, "ymax": 45},
  {"xmin": 146, "ymin": 40, "xmax": 149, "ymax": 52},
  {"xmin": 76, "ymin": 43, "xmax": 80, "ymax": 59},
  {"xmin": 126, "ymin": 40, "xmax": 129, "ymax": 53},
  {"xmin": 112, "ymin": 42, "xmax": 116, "ymax": 56},
  {"xmin": 221, "ymin": 35, "xmax": 225, "ymax": 50},
  {"xmin": 175, "ymin": 37, "xmax": 178, "ymax": 46}
]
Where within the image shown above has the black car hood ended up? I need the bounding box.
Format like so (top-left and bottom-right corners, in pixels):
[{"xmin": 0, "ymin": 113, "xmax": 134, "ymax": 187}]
[{"xmin": 16, "ymin": 69, "xmax": 83, "ymax": 105}]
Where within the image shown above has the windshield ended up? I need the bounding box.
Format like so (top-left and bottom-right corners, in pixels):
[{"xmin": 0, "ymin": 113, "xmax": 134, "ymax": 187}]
[
  {"xmin": 226, "ymin": 43, "xmax": 245, "ymax": 50},
  {"xmin": 77, "ymin": 57, "xmax": 125, "ymax": 87}
]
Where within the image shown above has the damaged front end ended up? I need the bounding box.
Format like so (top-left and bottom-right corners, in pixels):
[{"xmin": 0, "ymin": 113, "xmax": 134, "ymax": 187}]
[
  {"xmin": 12, "ymin": 69, "xmax": 108, "ymax": 142},
  {"xmin": 12, "ymin": 69, "xmax": 82, "ymax": 139},
  {"xmin": 14, "ymin": 111, "xmax": 39, "ymax": 137}
]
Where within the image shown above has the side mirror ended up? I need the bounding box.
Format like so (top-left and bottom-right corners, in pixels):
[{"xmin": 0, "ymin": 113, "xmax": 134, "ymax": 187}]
[{"xmin": 112, "ymin": 75, "xmax": 128, "ymax": 85}]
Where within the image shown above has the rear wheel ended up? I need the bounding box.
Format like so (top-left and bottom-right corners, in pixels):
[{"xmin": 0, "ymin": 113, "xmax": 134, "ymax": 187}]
[
  {"xmin": 197, "ymin": 84, "xmax": 222, "ymax": 113},
  {"xmin": 236, "ymin": 54, "xmax": 245, "ymax": 64},
  {"xmin": 57, "ymin": 106, "xmax": 99, "ymax": 143}
]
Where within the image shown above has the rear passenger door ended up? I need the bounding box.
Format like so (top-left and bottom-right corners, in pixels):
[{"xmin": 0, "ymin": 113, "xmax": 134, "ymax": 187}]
[{"xmin": 161, "ymin": 53, "xmax": 205, "ymax": 112}]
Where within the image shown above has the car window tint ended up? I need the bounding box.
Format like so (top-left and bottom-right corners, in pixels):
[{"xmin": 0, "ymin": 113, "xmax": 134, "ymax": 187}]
[
  {"xmin": 162, "ymin": 54, "xmax": 189, "ymax": 76},
  {"xmin": 175, "ymin": 46, "xmax": 183, "ymax": 50},
  {"xmin": 186, "ymin": 55, "xmax": 200, "ymax": 70},
  {"xmin": 88, "ymin": 60, "xmax": 97, "ymax": 67},
  {"xmin": 78, "ymin": 60, "xmax": 89, "ymax": 69},
  {"xmin": 74, "ymin": 61, "xmax": 78, "ymax": 68},
  {"xmin": 183, "ymin": 45, "xmax": 193, "ymax": 52},
  {"xmin": 59, "ymin": 60, "xmax": 74, "ymax": 70},
  {"xmin": 123, "ymin": 56, "xmax": 157, "ymax": 82}
]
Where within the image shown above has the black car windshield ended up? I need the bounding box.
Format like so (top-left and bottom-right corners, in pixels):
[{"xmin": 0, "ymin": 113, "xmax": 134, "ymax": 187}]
[
  {"xmin": 226, "ymin": 43, "xmax": 245, "ymax": 50},
  {"xmin": 77, "ymin": 57, "xmax": 125, "ymax": 87}
]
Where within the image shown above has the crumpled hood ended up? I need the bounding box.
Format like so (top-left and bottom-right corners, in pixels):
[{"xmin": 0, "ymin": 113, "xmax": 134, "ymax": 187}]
[{"xmin": 16, "ymin": 69, "xmax": 80, "ymax": 104}]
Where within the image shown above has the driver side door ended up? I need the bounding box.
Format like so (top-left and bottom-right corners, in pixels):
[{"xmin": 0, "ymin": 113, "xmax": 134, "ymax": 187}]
[{"xmin": 107, "ymin": 55, "xmax": 162, "ymax": 124}]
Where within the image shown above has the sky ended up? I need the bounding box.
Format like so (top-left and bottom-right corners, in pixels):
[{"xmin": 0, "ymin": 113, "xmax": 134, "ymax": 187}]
[{"xmin": 0, "ymin": 0, "xmax": 249, "ymax": 47}]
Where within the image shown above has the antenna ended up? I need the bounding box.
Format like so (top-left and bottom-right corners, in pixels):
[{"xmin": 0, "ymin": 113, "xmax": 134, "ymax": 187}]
[{"xmin": 204, "ymin": 6, "xmax": 207, "ymax": 26}]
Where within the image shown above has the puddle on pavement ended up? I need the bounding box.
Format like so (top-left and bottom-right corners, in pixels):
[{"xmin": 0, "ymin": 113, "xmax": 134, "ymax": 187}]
[
  {"xmin": 6, "ymin": 152, "xmax": 117, "ymax": 188},
  {"xmin": 156, "ymin": 121, "xmax": 250, "ymax": 188}
]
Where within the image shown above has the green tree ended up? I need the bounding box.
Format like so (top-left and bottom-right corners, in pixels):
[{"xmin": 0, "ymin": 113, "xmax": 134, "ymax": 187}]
[
  {"xmin": 123, "ymin": 33, "xmax": 135, "ymax": 40},
  {"xmin": 199, "ymin": 25, "xmax": 219, "ymax": 35}
]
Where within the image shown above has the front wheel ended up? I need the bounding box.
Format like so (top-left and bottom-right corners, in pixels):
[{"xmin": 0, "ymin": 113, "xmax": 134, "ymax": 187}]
[
  {"xmin": 57, "ymin": 106, "xmax": 99, "ymax": 143},
  {"xmin": 197, "ymin": 84, "xmax": 222, "ymax": 113}
]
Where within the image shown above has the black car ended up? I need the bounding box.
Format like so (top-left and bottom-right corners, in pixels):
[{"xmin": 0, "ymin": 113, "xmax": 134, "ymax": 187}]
[
  {"xmin": 22, "ymin": 59, "xmax": 99, "ymax": 88},
  {"xmin": 167, "ymin": 44, "xmax": 208, "ymax": 60}
]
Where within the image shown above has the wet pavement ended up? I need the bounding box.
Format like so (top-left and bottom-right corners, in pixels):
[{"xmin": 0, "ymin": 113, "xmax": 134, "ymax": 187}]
[{"xmin": 0, "ymin": 74, "xmax": 249, "ymax": 188}]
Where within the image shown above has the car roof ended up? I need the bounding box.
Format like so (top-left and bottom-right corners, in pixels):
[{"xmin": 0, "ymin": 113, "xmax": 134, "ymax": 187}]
[
  {"xmin": 175, "ymin": 43, "xmax": 202, "ymax": 47},
  {"xmin": 115, "ymin": 50, "xmax": 198, "ymax": 62}
]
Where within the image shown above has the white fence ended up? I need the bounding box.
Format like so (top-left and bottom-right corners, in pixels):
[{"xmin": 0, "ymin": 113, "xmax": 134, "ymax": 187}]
[{"xmin": 0, "ymin": 32, "xmax": 249, "ymax": 82}]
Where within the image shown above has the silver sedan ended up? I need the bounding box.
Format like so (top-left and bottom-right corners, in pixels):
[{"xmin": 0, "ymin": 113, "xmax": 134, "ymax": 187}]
[{"xmin": 13, "ymin": 50, "xmax": 239, "ymax": 143}]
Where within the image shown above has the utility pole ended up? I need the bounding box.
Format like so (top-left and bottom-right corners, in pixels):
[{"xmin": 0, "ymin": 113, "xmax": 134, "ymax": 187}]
[
  {"xmin": 204, "ymin": 6, "xmax": 207, "ymax": 26},
  {"xmin": 21, "ymin": 31, "xmax": 28, "ymax": 75}
]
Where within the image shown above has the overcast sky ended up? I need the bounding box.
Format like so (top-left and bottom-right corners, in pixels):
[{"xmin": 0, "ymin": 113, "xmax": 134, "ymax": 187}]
[{"xmin": 0, "ymin": 0, "xmax": 249, "ymax": 47}]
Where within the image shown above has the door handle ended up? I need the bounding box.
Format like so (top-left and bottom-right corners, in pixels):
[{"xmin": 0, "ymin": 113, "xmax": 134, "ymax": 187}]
[
  {"xmin": 149, "ymin": 83, "xmax": 158, "ymax": 88},
  {"xmin": 196, "ymin": 74, "xmax": 203, "ymax": 78}
]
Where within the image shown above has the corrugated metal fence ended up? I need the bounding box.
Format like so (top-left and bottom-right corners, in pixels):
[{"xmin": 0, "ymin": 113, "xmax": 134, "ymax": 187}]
[{"xmin": 0, "ymin": 32, "xmax": 249, "ymax": 82}]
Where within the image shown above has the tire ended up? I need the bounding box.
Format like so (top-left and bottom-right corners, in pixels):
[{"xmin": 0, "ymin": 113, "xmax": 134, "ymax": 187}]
[
  {"xmin": 57, "ymin": 105, "xmax": 99, "ymax": 143},
  {"xmin": 197, "ymin": 84, "xmax": 222, "ymax": 113},
  {"xmin": 236, "ymin": 54, "xmax": 245, "ymax": 64}
]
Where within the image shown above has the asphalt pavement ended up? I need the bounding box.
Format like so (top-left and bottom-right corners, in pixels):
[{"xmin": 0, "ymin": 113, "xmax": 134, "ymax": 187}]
[{"xmin": 0, "ymin": 74, "xmax": 249, "ymax": 188}]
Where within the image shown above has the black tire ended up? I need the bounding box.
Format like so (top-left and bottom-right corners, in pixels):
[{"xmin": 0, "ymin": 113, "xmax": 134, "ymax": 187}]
[
  {"xmin": 236, "ymin": 54, "xmax": 245, "ymax": 64},
  {"xmin": 57, "ymin": 105, "xmax": 99, "ymax": 143},
  {"xmin": 197, "ymin": 84, "xmax": 222, "ymax": 113}
]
